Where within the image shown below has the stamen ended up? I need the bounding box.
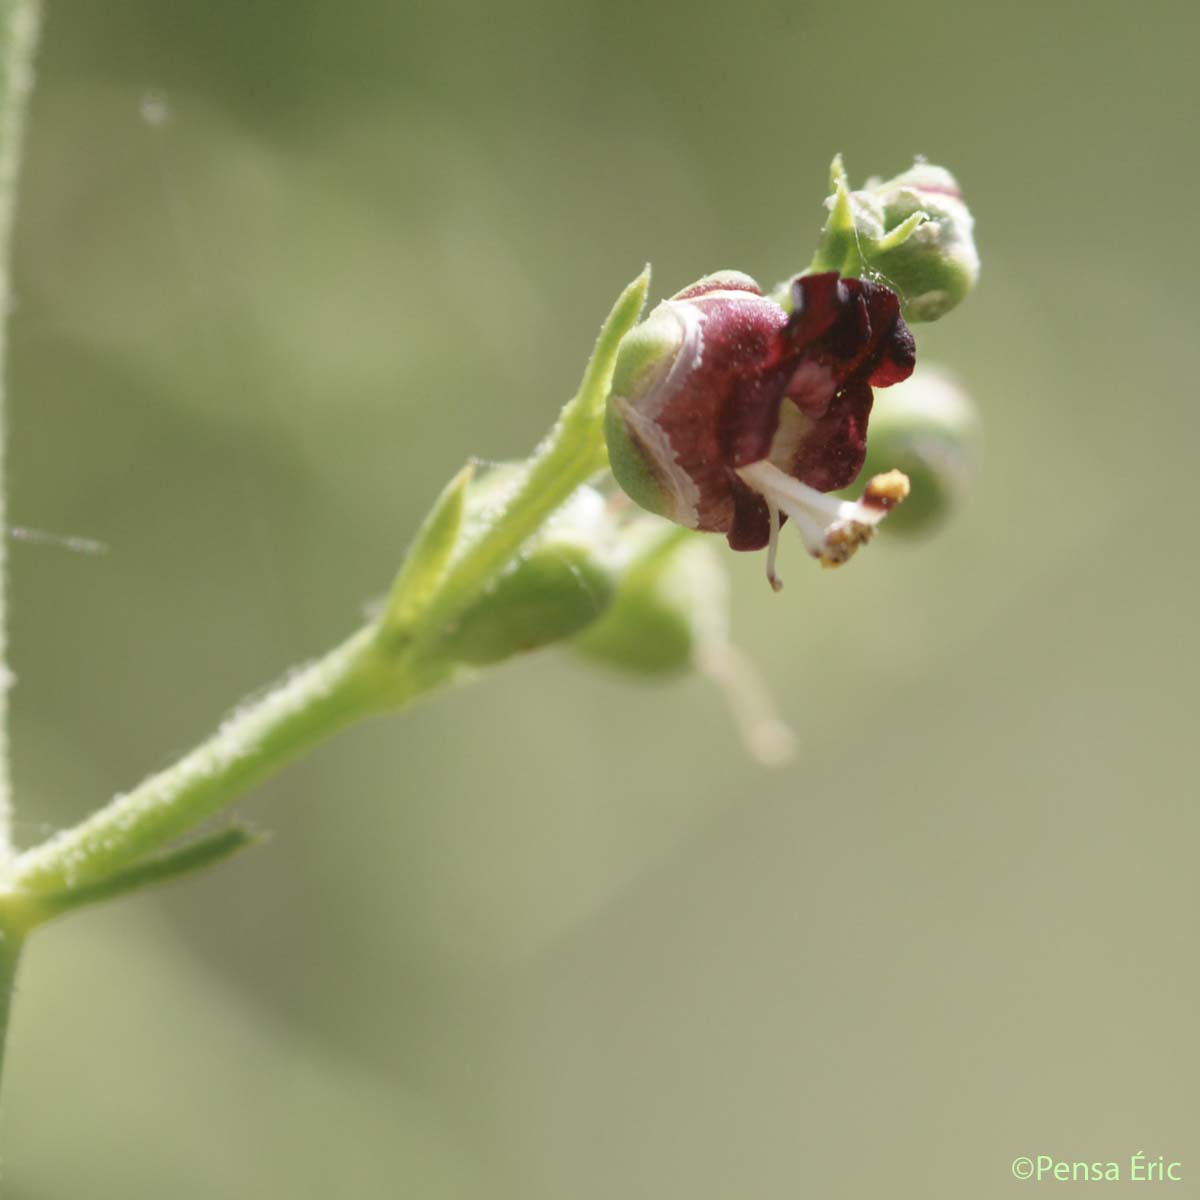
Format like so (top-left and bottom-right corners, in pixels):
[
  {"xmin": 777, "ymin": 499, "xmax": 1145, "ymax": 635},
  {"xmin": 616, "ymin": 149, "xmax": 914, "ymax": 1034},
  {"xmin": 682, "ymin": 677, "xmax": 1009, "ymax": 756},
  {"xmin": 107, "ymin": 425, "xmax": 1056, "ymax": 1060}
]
[
  {"xmin": 736, "ymin": 459, "xmax": 910, "ymax": 573},
  {"xmin": 764, "ymin": 499, "xmax": 783, "ymax": 592},
  {"xmin": 861, "ymin": 469, "xmax": 910, "ymax": 511},
  {"xmin": 774, "ymin": 496, "xmax": 833, "ymax": 557}
]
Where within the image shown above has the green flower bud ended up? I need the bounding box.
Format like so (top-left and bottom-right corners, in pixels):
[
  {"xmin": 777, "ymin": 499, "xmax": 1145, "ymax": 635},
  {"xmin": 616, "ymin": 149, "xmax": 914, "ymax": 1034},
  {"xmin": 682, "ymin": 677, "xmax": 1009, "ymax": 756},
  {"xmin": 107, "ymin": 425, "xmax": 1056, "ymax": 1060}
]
[
  {"xmin": 442, "ymin": 479, "xmax": 617, "ymax": 666},
  {"xmin": 573, "ymin": 518, "xmax": 794, "ymax": 764},
  {"xmin": 845, "ymin": 365, "xmax": 980, "ymax": 535},
  {"xmin": 573, "ymin": 521, "xmax": 721, "ymax": 675},
  {"xmin": 809, "ymin": 155, "xmax": 979, "ymax": 323}
]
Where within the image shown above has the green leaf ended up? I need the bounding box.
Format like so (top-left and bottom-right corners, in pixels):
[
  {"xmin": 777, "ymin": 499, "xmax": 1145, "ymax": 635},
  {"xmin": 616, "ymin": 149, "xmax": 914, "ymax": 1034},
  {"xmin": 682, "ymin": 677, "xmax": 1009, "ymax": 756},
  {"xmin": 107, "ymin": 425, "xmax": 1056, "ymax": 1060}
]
[
  {"xmin": 570, "ymin": 264, "xmax": 653, "ymax": 429},
  {"xmin": 404, "ymin": 267, "xmax": 651, "ymax": 650},
  {"xmin": 380, "ymin": 460, "xmax": 475, "ymax": 640},
  {"xmin": 17, "ymin": 825, "xmax": 264, "ymax": 929}
]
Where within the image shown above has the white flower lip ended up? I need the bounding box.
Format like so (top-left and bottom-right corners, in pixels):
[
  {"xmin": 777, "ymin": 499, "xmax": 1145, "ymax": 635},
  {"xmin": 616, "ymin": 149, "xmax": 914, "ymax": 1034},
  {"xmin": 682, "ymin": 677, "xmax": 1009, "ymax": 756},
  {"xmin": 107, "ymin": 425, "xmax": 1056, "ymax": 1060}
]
[{"xmin": 736, "ymin": 459, "xmax": 910, "ymax": 590}]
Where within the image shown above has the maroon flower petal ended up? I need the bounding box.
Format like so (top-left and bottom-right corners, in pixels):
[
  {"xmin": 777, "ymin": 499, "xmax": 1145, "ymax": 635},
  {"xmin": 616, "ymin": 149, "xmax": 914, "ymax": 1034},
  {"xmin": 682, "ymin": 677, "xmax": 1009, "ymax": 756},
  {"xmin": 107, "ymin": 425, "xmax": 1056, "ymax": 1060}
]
[
  {"xmin": 607, "ymin": 270, "xmax": 915, "ymax": 554},
  {"xmin": 651, "ymin": 280, "xmax": 785, "ymax": 534},
  {"xmin": 725, "ymin": 473, "xmax": 773, "ymax": 551},
  {"xmin": 782, "ymin": 271, "xmax": 846, "ymax": 347},
  {"xmin": 784, "ymin": 377, "xmax": 874, "ymax": 493},
  {"xmin": 859, "ymin": 283, "xmax": 916, "ymax": 386},
  {"xmin": 784, "ymin": 275, "xmax": 915, "ymax": 393},
  {"xmin": 718, "ymin": 274, "xmax": 915, "ymax": 491}
]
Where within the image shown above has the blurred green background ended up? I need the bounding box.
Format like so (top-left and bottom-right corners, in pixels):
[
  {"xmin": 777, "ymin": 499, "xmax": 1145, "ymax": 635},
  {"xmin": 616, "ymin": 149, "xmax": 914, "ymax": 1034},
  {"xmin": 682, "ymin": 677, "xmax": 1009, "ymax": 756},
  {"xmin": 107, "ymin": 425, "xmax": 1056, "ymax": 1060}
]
[{"xmin": 3, "ymin": 0, "xmax": 1198, "ymax": 1195}]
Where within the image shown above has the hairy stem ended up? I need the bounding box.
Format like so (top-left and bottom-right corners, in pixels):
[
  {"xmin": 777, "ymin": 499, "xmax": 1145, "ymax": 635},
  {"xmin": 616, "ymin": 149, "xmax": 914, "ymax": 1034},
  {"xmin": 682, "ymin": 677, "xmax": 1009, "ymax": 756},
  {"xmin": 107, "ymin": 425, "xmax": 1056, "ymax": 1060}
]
[
  {"xmin": 0, "ymin": 0, "xmax": 40, "ymax": 863},
  {"xmin": 10, "ymin": 265, "xmax": 648, "ymax": 902},
  {"xmin": 11, "ymin": 628, "xmax": 411, "ymax": 896}
]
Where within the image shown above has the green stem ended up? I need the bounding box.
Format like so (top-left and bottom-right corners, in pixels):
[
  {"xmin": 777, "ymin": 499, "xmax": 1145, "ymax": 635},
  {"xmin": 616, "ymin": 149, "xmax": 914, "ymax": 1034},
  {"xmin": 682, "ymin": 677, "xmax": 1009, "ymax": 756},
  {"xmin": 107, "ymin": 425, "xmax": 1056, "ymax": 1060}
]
[
  {"xmin": 0, "ymin": 0, "xmax": 41, "ymax": 864},
  {"xmin": 0, "ymin": 926, "xmax": 20, "ymax": 1083},
  {"xmin": 0, "ymin": 0, "xmax": 40, "ymax": 1099},
  {"xmin": 11, "ymin": 627, "xmax": 413, "ymax": 896},
  {"xmin": 9, "ymin": 266, "xmax": 648, "ymax": 903}
]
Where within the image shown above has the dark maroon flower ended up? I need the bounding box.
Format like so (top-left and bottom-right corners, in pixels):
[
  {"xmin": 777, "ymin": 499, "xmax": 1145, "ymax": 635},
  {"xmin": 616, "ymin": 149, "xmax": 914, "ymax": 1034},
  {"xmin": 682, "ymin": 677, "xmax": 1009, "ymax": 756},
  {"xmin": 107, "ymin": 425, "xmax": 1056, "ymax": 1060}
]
[{"xmin": 605, "ymin": 269, "xmax": 916, "ymax": 587}]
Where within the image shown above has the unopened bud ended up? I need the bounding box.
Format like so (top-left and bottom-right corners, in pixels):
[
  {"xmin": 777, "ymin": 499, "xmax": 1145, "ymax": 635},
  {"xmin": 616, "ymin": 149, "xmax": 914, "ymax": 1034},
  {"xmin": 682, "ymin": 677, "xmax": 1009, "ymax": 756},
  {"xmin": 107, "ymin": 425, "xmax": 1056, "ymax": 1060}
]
[
  {"xmin": 809, "ymin": 155, "xmax": 979, "ymax": 323},
  {"xmin": 443, "ymin": 479, "xmax": 617, "ymax": 666},
  {"xmin": 848, "ymin": 365, "xmax": 980, "ymax": 534},
  {"xmin": 572, "ymin": 521, "xmax": 719, "ymax": 675},
  {"xmin": 573, "ymin": 519, "xmax": 794, "ymax": 764}
]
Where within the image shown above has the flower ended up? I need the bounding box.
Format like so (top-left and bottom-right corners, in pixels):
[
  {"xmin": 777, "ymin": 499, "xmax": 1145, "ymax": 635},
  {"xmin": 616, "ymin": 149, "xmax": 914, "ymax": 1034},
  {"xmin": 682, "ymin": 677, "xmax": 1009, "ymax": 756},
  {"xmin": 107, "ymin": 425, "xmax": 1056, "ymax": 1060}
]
[{"xmin": 605, "ymin": 269, "xmax": 916, "ymax": 588}]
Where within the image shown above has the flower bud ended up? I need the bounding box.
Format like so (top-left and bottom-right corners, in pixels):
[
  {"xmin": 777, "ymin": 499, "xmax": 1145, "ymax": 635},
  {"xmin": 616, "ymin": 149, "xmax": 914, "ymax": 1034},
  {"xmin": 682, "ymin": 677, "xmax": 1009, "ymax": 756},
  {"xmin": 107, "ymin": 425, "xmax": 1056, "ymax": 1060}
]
[
  {"xmin": 573, "ymin": 519, "xmax": 794, "ymax": 764},
  {"xmin": 848, "ymin": 365, "xmax": 980, "ymax": 535},
  {"xmin": 441, "ymin": 480, "xmax": 617, "ymax": 666},
  {"xmin": 810, "ymin": 156, "xmax": 979, "ymax": 323},
  {"xmin": 605, "ymin": 270, "xmax": 916, "ymax": 588},
  {"xmin": 572, "ymin": 521, "xmax": 717, "ymax": 675}
]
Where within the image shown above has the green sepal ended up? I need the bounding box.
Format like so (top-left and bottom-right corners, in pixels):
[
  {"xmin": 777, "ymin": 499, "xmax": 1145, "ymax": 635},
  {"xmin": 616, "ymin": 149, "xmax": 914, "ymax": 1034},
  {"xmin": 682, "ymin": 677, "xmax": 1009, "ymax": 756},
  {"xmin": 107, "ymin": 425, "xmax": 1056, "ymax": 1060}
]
[
  {"xmin": 604, "ymin": 301, "xmax": 684, "ymax": 521},
  {"xmin": 805, "ymin": 154, "xmax": 864, "ymax": 280}
]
